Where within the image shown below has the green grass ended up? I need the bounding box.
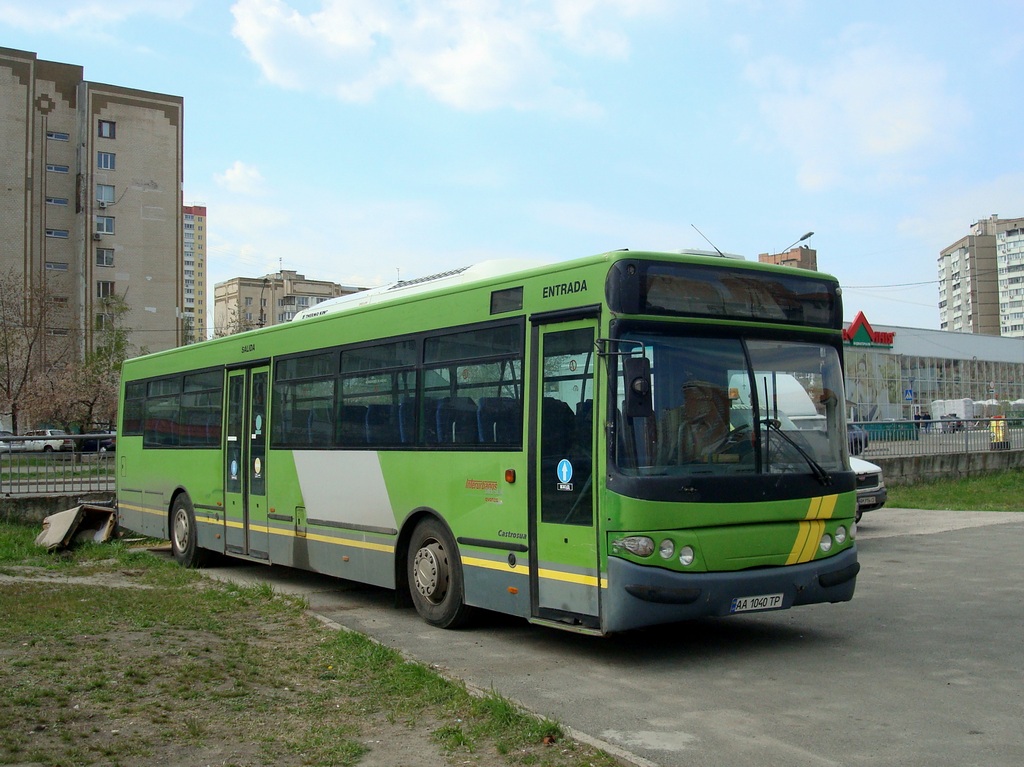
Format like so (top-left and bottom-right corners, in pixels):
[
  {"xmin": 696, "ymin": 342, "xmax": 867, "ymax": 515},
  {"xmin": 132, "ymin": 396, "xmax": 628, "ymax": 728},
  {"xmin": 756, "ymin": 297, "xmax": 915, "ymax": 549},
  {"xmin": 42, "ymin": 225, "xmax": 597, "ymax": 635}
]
[
  {"xmin": 887, "ymin": 469, "xmax": 1024, "ymax": 511},
  {"xmin": 0, "ymin": 522, "xmax": 621, "ymax": 767}
]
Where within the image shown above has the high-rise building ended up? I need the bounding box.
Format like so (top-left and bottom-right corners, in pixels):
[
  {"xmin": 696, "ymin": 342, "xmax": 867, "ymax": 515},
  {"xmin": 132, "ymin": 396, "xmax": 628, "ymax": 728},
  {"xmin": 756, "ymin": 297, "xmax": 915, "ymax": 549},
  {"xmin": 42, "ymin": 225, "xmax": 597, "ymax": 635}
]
[
  {"xmin": 183, "ymin": 205, "xmax": 207, "ymax": 342},
  {"xmin": 937, "ymin": 215, "xmax": 1024, "ymax": 336},
  {"xmin": 213, "ymin": 270, "xmax": 365, "ymax": 335},
  {"xmin": 0, "ymin": 46, "xmax": 184, "ymax": 364}
]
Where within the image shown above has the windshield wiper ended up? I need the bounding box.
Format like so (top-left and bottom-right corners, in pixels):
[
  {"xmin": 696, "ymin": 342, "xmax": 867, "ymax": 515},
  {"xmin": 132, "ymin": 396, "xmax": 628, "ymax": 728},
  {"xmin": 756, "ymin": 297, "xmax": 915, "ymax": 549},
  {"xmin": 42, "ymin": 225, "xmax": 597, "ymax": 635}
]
[{"xmin": 760, "ymin": 418, "xmax": 832, "ymax": 486}]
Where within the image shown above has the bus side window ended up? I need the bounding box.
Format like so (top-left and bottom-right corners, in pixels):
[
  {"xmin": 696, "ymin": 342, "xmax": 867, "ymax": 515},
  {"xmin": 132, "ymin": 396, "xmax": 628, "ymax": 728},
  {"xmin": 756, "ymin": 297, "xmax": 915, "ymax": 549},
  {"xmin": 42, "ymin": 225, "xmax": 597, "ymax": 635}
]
[
  {"xmin": 419, "ymin": 397, "xmax": 440, "ymax": 443},
  {"xmin": 365, "ymin": 404, "xmax": 400, "ymax": 445},
  {"xmin": 477, "ymin": 397, "xmax": 521, "ymax": 445},
  {"xmin": 575, "ymin": 399, "xmax": 593, "ymax": 455},
  {"xmin": 542, "ymin": 397, "xmax": 575, "ymax": 455},
  {"xmin": 337, "ymin": 405, "xmax": 367, "ymax": 446},
  {"xmin": 436, "ymin": 396, "xmax": 477, "ymax": 445},
  {"xmin": 398, "ymin": 398, "xmax": 417, "ymax": 444}
]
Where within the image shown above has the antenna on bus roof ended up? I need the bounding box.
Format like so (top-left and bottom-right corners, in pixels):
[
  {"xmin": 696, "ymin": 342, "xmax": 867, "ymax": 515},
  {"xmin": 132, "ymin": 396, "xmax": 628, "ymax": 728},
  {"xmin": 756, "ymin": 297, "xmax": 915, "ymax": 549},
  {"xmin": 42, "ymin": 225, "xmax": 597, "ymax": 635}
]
[{"xmin": 691, "ymin": 224, "xmax": 726, "ymax": 258}]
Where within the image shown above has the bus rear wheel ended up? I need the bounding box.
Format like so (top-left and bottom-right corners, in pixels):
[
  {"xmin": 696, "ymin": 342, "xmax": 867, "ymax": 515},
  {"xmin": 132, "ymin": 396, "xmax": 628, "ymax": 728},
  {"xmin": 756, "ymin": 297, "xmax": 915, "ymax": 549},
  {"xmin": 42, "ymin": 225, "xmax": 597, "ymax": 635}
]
[
  {"xmin": 408, "ymin": 518, "xmax": 473, "ymax": 629},
  {"xmin": 170, "ymin": 494, "xmax": 208, "ymax": 568}
]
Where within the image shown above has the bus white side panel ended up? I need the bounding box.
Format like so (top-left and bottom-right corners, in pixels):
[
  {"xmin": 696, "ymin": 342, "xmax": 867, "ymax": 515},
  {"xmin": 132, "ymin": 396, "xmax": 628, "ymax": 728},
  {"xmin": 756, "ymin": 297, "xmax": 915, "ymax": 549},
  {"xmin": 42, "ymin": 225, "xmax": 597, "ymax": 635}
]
[{"xmin": 292, "ymin": 451, "xmax": 394, "ymax": 527}]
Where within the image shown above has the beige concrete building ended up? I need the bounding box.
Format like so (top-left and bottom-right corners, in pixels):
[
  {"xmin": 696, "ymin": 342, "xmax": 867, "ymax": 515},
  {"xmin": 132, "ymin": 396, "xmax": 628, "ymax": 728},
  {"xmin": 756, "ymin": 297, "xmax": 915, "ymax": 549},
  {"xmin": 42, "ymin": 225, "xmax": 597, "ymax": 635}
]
[
  {"xmin": 936, "ymin": 215, "xmax": 1024, "ymax": 336},
  {"xmin": 183, "ymin": 205, "xmax": 207, "ymax": 342},
  {"xmin": 214, "ymin": 270, "xmax": 365, "ymax": 335},
  {"xmin": 0, "ymin": 46, "xmax": 184, "ymax": 362}
]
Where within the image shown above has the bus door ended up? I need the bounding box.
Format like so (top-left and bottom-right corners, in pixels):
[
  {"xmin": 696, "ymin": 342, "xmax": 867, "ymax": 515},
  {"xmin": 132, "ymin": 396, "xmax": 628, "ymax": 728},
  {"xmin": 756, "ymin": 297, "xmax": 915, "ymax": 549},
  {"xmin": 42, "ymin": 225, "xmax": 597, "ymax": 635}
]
[
  {"xmin": 530, "ymin": 317, "xmax": 600, "ymax": 626},
  {"xmin": 224, "ymin": 365, "xmax": 271, "ymax": 561}
]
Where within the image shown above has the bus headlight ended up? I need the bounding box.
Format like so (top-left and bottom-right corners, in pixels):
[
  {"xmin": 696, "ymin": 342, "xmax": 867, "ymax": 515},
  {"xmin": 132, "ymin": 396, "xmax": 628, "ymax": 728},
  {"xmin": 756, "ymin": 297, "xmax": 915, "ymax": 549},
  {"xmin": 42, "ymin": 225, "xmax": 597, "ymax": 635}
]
[
  {"xmin": 835, "ymin": 526, "xmax": 847, "ymax": 544},
  {"xmin": 678, "ymin": 546, "xmax": 695, "ymax": 566},
  {"xmin": 613, "ymin": 536, "xmax": 655, "ymax": 557},
  {"xmin": 819, "ymin": 534, "xmax": 833, "ymax": 553},
  {"xmin": 658, "ymin": 539, "xmax": 675, "ymax": 559}
]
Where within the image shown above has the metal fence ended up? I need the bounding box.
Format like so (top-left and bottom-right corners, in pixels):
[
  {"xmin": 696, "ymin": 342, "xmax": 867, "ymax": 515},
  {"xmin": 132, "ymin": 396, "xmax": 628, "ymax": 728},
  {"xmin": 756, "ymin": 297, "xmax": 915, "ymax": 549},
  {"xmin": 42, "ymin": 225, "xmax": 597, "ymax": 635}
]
[
  {"xmin": 0, "ymin": 434, "xmax": 116, "ymax": 497},
  {"xmin": 1, "ymin": 419, "xmax": 1019, "ymax": 496},
  {"xmin": 853, "ymin": 417, "xmax": 1024, "ymax": 459}
]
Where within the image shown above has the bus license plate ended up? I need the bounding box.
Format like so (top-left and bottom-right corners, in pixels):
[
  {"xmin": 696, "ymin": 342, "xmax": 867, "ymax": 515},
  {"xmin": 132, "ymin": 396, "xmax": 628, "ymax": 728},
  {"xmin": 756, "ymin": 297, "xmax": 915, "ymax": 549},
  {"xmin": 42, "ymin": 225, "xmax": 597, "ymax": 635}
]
[{"xmin": 730, "ymin": 593, "xmax": 783, "ymax": 613}]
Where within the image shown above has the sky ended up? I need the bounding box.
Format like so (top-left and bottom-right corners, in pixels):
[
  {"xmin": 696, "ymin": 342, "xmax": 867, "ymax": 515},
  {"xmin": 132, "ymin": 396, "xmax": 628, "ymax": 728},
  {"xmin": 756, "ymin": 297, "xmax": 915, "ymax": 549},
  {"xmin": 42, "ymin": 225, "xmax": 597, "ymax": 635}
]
[{"xmin": 4, "ymin": 0, "xmax": 1024, "ymax": 331}]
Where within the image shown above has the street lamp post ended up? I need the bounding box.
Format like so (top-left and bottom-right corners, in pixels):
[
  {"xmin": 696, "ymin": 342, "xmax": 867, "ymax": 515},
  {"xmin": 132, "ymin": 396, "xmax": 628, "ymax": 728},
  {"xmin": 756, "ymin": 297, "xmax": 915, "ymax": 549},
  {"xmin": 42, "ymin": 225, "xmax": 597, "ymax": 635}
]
[
  {"xmin": 780, "ymin": 231, "xmax": 814, "ymax": 254},
  {"xmin": 258, "ymin": 278, "xmax": 269, "ymax": 327}
]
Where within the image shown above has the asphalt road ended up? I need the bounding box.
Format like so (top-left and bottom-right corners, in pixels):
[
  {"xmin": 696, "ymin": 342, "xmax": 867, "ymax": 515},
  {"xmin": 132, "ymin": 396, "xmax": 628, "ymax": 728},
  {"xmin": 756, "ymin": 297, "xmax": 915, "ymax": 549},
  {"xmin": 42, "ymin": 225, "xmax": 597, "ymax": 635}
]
[{"xmin": 199, "ymin": 509, "xmax": 1024, "ymax": 767}]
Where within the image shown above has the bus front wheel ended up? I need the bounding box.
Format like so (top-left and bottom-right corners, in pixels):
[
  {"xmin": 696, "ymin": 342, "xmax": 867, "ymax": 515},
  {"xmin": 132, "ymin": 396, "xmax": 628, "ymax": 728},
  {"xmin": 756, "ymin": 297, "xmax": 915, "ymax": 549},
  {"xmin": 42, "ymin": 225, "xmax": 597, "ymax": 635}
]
[
  {"xmin": 170, "ymin": 494, "xmax": 208, "ymax": 568},
  {"xmin": 407, "ymin": 518, "xmax": 473, "ymax": 629}
]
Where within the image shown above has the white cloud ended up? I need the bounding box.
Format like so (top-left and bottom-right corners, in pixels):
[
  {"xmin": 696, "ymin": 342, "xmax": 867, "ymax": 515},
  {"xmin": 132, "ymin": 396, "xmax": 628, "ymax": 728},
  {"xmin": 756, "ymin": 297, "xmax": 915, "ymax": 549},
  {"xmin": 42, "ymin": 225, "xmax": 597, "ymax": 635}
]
[
  {"xmin": 744, "ymin": 35, "xmax": 969, "ymax": 192},
  {"xmin": 229, "ymin": 0, "xmax": 668, "ymax": 113},
  {"xmin": 215, "ymin": 161, "xmax": 267, "ymax": 195},
  {"xmin": 0, "ymin": 0, "xmax": 189, "ymax": 33}
]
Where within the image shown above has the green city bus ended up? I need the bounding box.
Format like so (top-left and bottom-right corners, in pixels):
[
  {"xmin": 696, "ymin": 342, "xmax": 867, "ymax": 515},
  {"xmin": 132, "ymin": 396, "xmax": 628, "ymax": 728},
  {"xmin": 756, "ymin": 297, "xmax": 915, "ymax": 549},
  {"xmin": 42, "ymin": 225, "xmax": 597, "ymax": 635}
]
[{"xmin": 116, "ymin": 250, "xmax": 859, "ymax": 634}]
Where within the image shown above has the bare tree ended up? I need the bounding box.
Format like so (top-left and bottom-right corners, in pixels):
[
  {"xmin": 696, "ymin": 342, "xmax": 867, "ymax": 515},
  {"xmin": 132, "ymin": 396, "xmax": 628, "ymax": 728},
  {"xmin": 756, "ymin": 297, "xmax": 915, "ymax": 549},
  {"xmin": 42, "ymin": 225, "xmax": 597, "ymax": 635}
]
[
  {"xmin": 22, "ymin": 294, "xmax": 139, "ymax": 431},
  {"xmin": 0, "ymin": 270, "xmax": 75, "ymax": 433},
  {"xmin": 213, "ymin": 303, "xmax": 256, "ymax": 337}
]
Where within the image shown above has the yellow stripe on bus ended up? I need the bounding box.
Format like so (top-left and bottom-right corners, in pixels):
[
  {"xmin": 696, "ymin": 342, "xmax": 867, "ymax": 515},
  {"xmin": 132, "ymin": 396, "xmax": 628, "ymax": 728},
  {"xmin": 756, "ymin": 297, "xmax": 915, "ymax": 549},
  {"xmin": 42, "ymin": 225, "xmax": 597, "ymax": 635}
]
[
  {"xmin": 463, "ymin": 555, "xmax": 530, "ymax": 575},
  {"xmin": 804, "ymin": 494, "xmax": 838, "ymax": 520},
  {"xmin": 121, "ymin": 503, "xmax": 605, "ymax": 581},
  {"xmin": 118, "ymin": 502, "xmax": 163, "ymax": 518},
  {"xmin": 786, "ymin": 493, "xmax": 839, "ymax": 564},
  {"xmin": 537, "ymin": 567, "xmax": 607, "ymax": 589}
]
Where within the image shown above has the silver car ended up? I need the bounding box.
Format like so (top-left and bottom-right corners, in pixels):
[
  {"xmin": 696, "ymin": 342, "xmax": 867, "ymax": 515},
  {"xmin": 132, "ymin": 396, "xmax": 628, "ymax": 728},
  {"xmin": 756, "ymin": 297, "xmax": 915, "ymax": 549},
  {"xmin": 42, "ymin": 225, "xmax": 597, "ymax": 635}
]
[{"xmin": 850, "ymin": 456, "xmax": 887, "ymax": 523}]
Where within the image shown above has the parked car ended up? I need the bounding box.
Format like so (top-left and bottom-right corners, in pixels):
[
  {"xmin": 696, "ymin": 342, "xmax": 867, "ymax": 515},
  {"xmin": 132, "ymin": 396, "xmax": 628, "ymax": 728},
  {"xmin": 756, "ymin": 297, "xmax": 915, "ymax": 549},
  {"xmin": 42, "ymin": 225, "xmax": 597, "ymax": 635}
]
[
  {"xmin": 0, "ymin": 430, "xmax": 20, "ymax": 452},
  {"xmin": 79, "ymin": 432, "xmax": 116, "ymax": 452},
  {"xmin": 850, "ymin": 456, "xmax": 887, "ymax": 523},
  {"xmin": 938, "ymin": 414, "xmax": 965, "ymax": 432},
  {"xmin": 848, "ymin": 423, "xmax": 869, "ymax": 456},
  {"xmin": 22, "ymin": 429, "xmax": 73, "ymax": 452}
]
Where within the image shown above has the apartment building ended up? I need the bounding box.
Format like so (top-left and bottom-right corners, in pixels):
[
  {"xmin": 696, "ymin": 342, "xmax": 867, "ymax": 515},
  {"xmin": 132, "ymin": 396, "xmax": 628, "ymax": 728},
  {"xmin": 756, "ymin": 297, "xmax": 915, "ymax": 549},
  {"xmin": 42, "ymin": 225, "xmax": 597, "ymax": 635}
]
[
  {"xmin": 937, "ymin": 214, "xmax": 1024, "ymax": 336},
  {"xmin": 214, "ymin": 270, "xmax": 365, "ymax": 335},
  {"xmin": 183, "ymin": 205, "xmax": 207, "ymax": 342},
  {"xmin": 0, "ymin": 46, "xmax": 184, "ymax": 363},
  {"xmin": 758, "ymin": 245, "xmax": 818, "ymax": 271}
]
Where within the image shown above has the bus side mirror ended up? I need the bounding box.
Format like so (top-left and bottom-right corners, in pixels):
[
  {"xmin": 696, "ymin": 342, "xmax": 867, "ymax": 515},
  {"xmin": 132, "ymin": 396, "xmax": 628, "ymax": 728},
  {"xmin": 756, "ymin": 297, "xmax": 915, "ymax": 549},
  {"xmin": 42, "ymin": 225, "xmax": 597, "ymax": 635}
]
[{"xmin": 623, "ymin": 356, "xmax": 654, "ymax": 419}]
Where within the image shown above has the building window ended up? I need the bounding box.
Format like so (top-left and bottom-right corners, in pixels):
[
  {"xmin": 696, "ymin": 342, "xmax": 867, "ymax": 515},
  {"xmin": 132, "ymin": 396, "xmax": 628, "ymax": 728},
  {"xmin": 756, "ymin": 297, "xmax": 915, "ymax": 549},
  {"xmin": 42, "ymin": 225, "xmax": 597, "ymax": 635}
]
[
  {"xmin": 96, "ymin": 248, "xmax": 114, "ymax": 267},
  {"xmin": 46, "ymin": 164, "xmax": 69, "ymax": 173},
  {"xmin": 45, "ymin": 262, "xmax": 69, "ymax": 272},
  {"xmin": 98, "ymin": 120, "xmax": 116, "ymax": 139},
  {"xmin": 95, "ymin": 216, "xmax": 115, "ymax": 234},
  {"xmin": 46, "ymin": 130, "xmax": 70, "ymax": 141},
  {"xmin": 97, "ymin": 152, "xmax": 115, "ymax": 170},
  {"xmin": 97, "ymin": 184, "xmax": 115, "ymax": 204},
  {"xmin": 244, "ymin": 297, "xmax": 253, "ymax": 306},
  {"xmin": 45, "ymin": 228, "xmax": 69, "ymax": 238},
  {"xmin": 97, "ymin": 281, "xmax": 115, "ymax": 298},
  {"xmin": 45, "ymin": 197, "xmax": 68, "ymax": 206},
  {"xmin": 95, "ymin": 313, "xmax": 110, "ymax": 330}
]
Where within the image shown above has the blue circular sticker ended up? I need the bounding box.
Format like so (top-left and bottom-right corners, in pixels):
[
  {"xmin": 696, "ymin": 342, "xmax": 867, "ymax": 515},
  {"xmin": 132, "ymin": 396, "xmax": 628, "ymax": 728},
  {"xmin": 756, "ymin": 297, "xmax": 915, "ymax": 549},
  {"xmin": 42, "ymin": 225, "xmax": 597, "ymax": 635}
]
[{"xmin": 557, "ymin": 459, "xmax": 573, "ymax": 483}]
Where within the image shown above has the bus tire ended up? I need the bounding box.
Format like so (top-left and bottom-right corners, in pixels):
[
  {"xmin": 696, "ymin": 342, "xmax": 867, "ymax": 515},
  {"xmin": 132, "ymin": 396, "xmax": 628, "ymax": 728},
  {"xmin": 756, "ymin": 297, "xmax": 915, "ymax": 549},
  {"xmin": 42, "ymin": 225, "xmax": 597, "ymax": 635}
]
[
  {"xmin": 408, "ymin": 517, "xmax": 473, "ymax": 629},
  {"xmin": 170, "ymin": 494, "xmax": 208, "ymax": 568}
]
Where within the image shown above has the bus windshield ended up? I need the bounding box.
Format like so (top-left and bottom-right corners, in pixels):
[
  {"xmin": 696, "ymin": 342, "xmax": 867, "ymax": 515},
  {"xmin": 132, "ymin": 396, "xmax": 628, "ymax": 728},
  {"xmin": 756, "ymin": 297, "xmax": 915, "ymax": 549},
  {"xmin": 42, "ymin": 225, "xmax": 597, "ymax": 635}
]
[{"xmin": 615, "ymin": 333, "xmax": 845, "ymax": 478}]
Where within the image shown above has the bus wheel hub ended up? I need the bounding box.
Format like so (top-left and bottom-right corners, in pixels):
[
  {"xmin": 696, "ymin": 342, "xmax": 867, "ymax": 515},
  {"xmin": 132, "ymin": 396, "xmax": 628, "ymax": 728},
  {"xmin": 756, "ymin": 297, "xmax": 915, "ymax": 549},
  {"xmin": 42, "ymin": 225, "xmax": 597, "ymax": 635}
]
[{"xmin": 413, "ymin": 543, "xmax": 448, "ymax": 603}]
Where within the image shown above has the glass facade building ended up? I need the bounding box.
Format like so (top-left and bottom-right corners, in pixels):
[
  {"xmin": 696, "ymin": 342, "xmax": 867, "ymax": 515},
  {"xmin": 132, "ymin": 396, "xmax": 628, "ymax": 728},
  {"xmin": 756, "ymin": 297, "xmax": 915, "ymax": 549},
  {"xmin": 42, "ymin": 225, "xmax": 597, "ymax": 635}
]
[{"xmin": 844, "ymin": 313, "xmax": 1024, "ymax": 422}]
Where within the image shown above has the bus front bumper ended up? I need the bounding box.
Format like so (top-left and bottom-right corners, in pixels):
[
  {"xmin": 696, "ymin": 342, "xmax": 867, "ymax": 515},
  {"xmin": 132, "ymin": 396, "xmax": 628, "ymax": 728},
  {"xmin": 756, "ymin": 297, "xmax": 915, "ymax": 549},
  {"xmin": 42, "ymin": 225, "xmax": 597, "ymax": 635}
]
[{"xmin": 602, "ymin": 545, "xmax": 859, "ymax": 633}]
